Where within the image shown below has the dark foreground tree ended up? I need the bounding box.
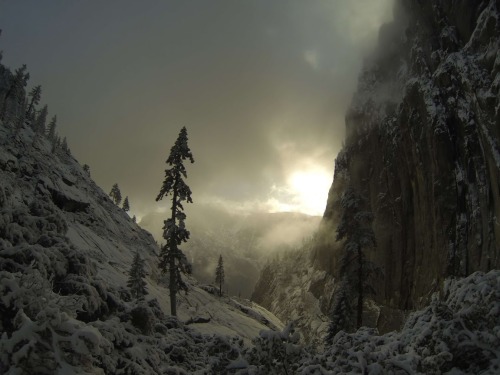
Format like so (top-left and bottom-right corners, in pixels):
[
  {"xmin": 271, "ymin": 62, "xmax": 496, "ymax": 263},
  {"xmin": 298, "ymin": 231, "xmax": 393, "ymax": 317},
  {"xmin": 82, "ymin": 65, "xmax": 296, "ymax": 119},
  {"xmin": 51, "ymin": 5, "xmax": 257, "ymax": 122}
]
[
  {"xmin": 215, "ymin": 254, "xmax": 225, "ymax": 297},
  {"xmin": 335, "ymin": 185, "xmax": 378, "ymax": 330},
  {"xmin": 127, "ymin": 251, "xmax": 148, "ymax": 300},
  {"xmin": 109, "ymin": 183, "xmax": 122, "ymax": 206},
  {"xmin": 326, "ymin": 278, "xmax": 353, "ymax": 343},
  {"xmin": 156, "ymin": 126, "xmax": 194, "ymax": 316}
]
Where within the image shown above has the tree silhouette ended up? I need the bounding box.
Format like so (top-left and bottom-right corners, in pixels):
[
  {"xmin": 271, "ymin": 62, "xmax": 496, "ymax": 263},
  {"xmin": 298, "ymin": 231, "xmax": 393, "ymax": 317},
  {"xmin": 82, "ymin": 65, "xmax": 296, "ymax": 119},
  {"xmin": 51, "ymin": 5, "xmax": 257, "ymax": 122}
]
[
  {"xmin": 215, "ymin": 254, "xmax": 225, "ymax": 297},
  {"xmin": 109, "ymin": 183, "xmax": 122, "ymax": 206},
  {"xmin": 47, "ymin": 115, "xmax": 57, "ymax": 142},
  {"xmin": 335, "ymin": 185, "xmax": 378, "ymax": 329},
  {"xmin": 326, "ymin": 278, "xmax": 353, "ymax": 344},
  {"xmin": 122, "ymin": 196, "xmax": 130, "ymax": 212},
  {"xmin": 127, "ymin": 251, "xmax": 148, "ymax": 300},
  {"xmin": 33, "ymin": 104, "xmax": 48, "ymax": 134},
  {"xmin": 61, "ymin": 136, "xmax": 70, "ymax": 154},
  {"xmin": 25, "ymin": 85, "xmax": 41, "ymax": 123},
  {"xmin": 0, "ymin": 64, "xmax": 29, "ymax": 123},
  {"xmin": 156, "ymin": 126, "xmax": 194, "ymax": 316}
]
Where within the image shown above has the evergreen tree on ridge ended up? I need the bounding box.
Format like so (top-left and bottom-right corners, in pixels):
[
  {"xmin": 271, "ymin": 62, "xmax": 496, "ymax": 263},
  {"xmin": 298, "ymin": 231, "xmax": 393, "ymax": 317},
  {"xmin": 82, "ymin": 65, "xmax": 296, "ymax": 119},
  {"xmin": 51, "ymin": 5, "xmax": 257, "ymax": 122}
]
[{"xmin": 156, "ymin": 126, "xmax": 194, "ymax": 316}]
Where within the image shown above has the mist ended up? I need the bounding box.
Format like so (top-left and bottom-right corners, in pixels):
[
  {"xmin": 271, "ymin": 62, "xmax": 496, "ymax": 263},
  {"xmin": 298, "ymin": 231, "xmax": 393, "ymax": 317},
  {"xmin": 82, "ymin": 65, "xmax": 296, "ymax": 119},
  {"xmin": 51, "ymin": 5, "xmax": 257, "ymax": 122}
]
[{"xmin": 139, "ymin": 204, "xmax": 322, "ymax": 298}]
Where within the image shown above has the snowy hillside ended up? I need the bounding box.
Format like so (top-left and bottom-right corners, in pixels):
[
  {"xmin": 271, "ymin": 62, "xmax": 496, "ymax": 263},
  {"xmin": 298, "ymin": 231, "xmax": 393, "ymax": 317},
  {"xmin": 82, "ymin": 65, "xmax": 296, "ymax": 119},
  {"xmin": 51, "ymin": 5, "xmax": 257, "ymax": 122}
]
[
  {"xmin": 0, "ymin": 69, "xmax": 284, "ymax": 372},
  {"xmin": 252, "ymin": 243, "xmax": 332, "ymax": 346}
]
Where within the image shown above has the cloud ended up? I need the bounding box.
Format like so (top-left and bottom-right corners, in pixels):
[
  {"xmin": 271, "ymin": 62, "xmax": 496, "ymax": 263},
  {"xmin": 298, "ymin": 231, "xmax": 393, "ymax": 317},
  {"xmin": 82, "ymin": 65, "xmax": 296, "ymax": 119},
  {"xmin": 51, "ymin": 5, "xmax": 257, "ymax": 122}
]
[
  {"xmin": 304, "ymin": 49, "xmax": 319, "ymax": 70},
  {"xmin": 0, "ymin": 0, "xmax": 394, "ymax": 220}
]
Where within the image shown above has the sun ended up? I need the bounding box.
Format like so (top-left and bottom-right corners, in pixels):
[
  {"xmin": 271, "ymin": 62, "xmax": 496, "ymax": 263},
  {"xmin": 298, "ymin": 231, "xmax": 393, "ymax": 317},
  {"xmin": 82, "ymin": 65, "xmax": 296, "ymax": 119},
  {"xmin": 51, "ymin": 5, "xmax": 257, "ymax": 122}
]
[{"xmin": 288, "ymin": 169, "xmax": 331, "ymax": 216}]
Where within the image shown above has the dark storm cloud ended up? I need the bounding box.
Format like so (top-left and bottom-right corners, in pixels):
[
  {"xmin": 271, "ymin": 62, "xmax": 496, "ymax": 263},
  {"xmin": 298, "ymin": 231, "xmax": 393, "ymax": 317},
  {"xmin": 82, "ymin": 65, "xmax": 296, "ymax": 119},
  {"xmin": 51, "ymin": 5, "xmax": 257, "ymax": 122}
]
[{"xmin": 0, "ymin": 0, "xmax": 393, "ymax": 217}]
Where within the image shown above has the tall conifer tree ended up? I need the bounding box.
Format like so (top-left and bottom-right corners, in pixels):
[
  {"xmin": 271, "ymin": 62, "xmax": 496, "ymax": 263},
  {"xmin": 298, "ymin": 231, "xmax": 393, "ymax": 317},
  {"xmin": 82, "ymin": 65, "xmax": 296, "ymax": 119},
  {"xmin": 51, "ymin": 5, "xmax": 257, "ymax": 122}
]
[
  {"xmin": 156, "ymin": 126, "xmax": 194, "ymax": 316},
  {"xmin": 334, "ymin": 185, "xmax": 378, "ymax": 330}
]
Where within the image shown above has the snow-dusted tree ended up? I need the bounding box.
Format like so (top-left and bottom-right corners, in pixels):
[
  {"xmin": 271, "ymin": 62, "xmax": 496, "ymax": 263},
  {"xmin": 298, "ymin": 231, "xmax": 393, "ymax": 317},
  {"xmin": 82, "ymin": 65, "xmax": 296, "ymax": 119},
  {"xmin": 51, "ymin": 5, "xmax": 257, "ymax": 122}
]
[
  {"xmin": 127, "ymin": 251, "xmax": 148, "ymax": 300},
  {"xmin": 33, "ymin": 104, "xmax": 48, "ymax": 134},
  {"xmin": 25, "ymin": 84, "xmax": 41, "ymax": 123},
  {"xmin": 122, "ymin": 196, "xmax": 130, "ymax": 212},
  {"xmin": 47, "ymin": 115, "xmax": 57, "ymax": 142},
  {"xmin": 109, "ymin": 183, "xmax": 122, "ymax": 206},
  {"xmin": 1, "ymin": 64, "xmax": 29, "ymax": 122},
  {"xmin": 246, "ymin": 323, "xmax": 304, "ymax": 374},
  {"xmin": 132, "ymin": 215, "xmax": 137, "ymax": 223},
  {"xmin": 326, "ymin": 278, "xmax": 353, "ymax": 344},
  {"xmin": 335, "ymin": 185, "xmax": 377, "ymax": 329},
  {"xmin": 156, "ymin": 126, "xmax": 194, "ymax": 316},
  {"xmin": 61, "ymin": 136, "xmax": 70, "ymax": 154},
  {"xmin": 215, "ymin": 254, "xmax": 225, "ymax": 297}
]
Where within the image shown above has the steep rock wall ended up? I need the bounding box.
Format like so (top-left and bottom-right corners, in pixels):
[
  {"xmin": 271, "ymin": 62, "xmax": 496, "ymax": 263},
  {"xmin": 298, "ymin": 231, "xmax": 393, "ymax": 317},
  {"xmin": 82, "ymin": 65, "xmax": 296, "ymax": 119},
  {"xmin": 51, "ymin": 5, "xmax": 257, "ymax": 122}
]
[
  {"xmin": 316, "ymin": 0, "xmax": 500, "ymax": 310},
  {"xmin": 253, "ymin": 0, "xmax": 500, "ymax": 340}
]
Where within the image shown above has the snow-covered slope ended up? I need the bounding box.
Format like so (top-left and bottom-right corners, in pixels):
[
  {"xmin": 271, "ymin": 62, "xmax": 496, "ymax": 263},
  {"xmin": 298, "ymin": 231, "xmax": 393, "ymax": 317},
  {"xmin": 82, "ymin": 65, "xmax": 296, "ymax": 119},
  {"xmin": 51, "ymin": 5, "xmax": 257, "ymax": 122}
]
[
  {"xmin": 295, "ymin": 270, "xmax": 500, "ymax": 374},
  {"xmin": 251, "ymin": 243, "xmax": 333, "ymax": 346},
  {"xmin": 0, "ymin": 65, "xmax": 283, "ymax": 373}
]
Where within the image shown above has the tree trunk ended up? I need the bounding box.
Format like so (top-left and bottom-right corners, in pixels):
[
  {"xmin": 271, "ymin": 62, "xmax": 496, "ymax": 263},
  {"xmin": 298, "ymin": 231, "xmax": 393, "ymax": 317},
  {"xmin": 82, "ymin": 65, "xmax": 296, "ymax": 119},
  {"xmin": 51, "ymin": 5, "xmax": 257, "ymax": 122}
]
[
  {"xmin": 219, "ymin": 281, "xmax": 222, "ymax": 297},
  {"xmin": 357, "ymin": 247, "xmax": 363, "ymax": 328},
  {"xmin": 169, "ymin": 189, "xmax": 178, "ymax": 316}
]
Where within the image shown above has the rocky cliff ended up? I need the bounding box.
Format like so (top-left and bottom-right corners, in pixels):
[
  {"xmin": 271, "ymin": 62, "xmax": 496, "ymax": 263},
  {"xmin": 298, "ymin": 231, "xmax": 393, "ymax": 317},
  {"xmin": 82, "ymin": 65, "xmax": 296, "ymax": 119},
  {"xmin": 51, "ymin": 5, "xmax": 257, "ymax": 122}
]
[{"xmin": 253, "ymin": 0, "xmax": 500, "ymax": 339}]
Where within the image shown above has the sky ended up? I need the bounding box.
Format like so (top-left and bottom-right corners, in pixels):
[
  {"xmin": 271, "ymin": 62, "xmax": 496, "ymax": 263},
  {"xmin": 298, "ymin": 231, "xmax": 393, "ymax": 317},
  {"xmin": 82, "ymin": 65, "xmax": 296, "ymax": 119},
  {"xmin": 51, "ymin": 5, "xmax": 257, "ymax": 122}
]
[{"xmin": 0, "ymin": 0, "xmax": 394, "ymax": 219}]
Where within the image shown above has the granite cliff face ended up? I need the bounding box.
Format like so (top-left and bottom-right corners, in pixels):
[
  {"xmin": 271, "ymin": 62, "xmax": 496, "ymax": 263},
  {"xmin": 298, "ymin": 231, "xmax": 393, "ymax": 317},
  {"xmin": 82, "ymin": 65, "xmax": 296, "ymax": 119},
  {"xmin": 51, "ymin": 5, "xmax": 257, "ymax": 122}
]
[{"xmin": 253, "ymin": 0, "xmax": 500, "ymax": 339}]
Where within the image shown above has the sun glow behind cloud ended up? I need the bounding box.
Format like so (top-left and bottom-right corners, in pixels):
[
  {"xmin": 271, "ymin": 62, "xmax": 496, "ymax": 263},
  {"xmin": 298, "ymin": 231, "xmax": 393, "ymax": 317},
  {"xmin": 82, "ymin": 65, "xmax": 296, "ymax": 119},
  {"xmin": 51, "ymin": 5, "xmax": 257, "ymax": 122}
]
[
  {"xmin": 193, "ymin": 165, "xmax": 332, "ymax": 217},
  {"xmin": 289, "ymin": 169, "xmax": 331, "ymax": 214},
  {"xmin": 264, "ymin": 167, "xmax": 331, "ymax": 216}
]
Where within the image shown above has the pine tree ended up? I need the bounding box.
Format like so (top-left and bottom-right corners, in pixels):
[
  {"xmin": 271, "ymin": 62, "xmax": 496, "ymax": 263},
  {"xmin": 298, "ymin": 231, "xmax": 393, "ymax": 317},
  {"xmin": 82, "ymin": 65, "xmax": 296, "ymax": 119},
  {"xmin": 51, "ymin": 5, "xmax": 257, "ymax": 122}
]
[
  {"xmin": 156, "ymin": 126, "xmax": 194, "ymax": 316},
  {"xmin": 127, "ymin": 251, "xmax": 148, "ymax": 300},
  {"xmin": 326, "ymin": 278, "xmax": 353, "ymax": 344},
  {"xmin": 215, "ymin": 254, "xmax": 225, "ymax": 297},
  {"xmin": 122, "ymin": 196, "xmax": 130, "ymax": 212},
  {"xmin": 1, "ymin": 64, "xmax": 29, "ymax": 122},
  {"xmin": 47, "ymin": 115, "xmax": 57, "ymax": 142},
  {"xmin": 109, "ymin": 183, "xmax": 122, "ymax": 206},
  {"xmin": 25, "ymin": 85, "xmax": 41, "ymax": 123},
  {"xmin": 33, "ymin": 104, "xmax": 48, "ymax": 134},
  {"xmin": 335, "ymin": 185, "xmax": 378, "ymax": 329},
  {"xmin": 61, "ymin": 136, "xmax": 70, "ymax": 154}
]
